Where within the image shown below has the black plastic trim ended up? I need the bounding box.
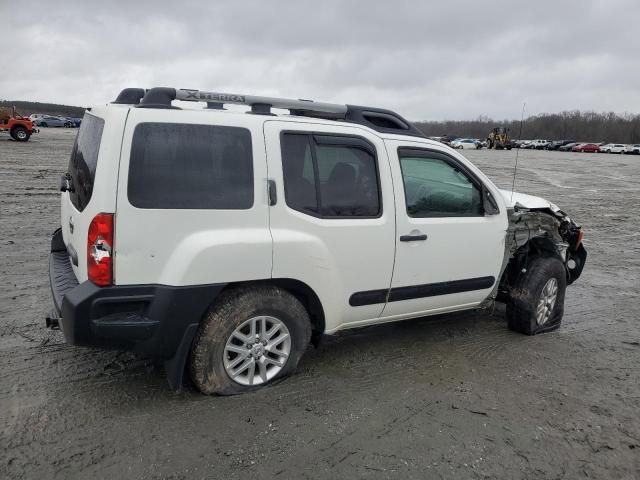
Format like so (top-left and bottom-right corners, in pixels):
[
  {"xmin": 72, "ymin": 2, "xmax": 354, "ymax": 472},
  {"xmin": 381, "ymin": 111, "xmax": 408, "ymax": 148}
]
[
  {"xmin": 345, "ymin": 105, "xmax": 425, "ymax": 137},
  {"xmin": 113, "ymin": 88, "xmax": 146, "ymax": 105},
  {"xmin": 48, "ymin": 228, "xmax": 225, "ymax": 361},
  {"xmin": 268, "ymin": 179, "xmax": 277, "ymax": 206},
  {"xmin": 349, "ymin": 276, "xmax": 495, "ymax": 306},
  {"xmin": 137, "ymin": 87, "xmax": 178, "ymax": 109},
  {"xmin": 400, "ymin": 234, "xmax": 427, "ymax": 242}
]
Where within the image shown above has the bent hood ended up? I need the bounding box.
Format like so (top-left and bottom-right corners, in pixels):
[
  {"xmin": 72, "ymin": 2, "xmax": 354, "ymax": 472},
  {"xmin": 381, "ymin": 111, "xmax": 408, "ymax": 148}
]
[{"xmin": 499, "ymin": 189, "xmax": 561, "ymax": 212}]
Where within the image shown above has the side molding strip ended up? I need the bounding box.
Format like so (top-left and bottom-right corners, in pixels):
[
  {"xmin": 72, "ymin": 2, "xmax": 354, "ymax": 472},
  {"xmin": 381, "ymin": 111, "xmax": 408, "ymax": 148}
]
[{"xmin": 349, "ymin": 276, "xmax": 495, "ymax": 307}]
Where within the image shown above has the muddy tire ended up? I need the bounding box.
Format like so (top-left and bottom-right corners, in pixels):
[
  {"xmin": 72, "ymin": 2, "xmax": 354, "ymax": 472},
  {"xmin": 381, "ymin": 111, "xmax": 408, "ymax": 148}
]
[
  {"xmin": 11, "ymin": 127, "xmax": 30, "ymax": 142},
  {"xmin": 507, "ymin": 256, "xmax": 567, "ymax": 335},
  {"xmin": 190, "ymin": 285, "xmax": 311, "ymax": 395}
]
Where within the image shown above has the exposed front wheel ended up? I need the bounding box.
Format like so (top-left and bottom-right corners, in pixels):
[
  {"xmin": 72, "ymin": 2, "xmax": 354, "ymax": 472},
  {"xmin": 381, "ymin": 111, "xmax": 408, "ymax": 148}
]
[
  {"xmin": 190, "ymin": 285, "xmax": 312, "ymax": 395},
  {"xmin": 11, "ymin": 127, "xmax": 30, "ymax": 142},
  {"xmin": 507, "ymin": 256, "xmax": 567, "ymax": 335}
]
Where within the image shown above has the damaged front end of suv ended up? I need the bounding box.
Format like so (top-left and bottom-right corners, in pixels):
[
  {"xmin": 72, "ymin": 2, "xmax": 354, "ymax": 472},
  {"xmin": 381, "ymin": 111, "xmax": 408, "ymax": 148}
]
[{"xmin": 484, "ymin": 190, "xmax": 587, "ymax": 334}]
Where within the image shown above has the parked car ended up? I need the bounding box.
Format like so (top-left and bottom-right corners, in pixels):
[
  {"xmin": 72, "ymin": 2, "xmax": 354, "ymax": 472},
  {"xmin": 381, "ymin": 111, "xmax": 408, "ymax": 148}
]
[
  {"xmin": 35, "ymin": 115, "xmax": 74, "ymax": 128},
  {"xmin": 559, "ymin": 142, "xmax": 580, "ymax": 151},
  {"xmin": 624, "ymin": 144, "xmax": 640, "ymax": 154},
  {"xmin": 527, "ymin": 139, "xmax": 551, "ymax": 150},
  {"xmin": 546, "ymin": 140, "xmax": 576, "ymax": 151},
  {"xmin": 572, "ymin": 143, "xmax": 600, "ymax": 153},
  {"xmin": 601, "ymin": 144, "xmax": 627, "ymax": 154},
  {"xmin": 47, "ymin": 86, "xmax": 587, "ymax": 394},
  {"xmin": 66, "ymin": 117, "xmax": 82, "ymax": 127},
  {"xmin": 451, "ymin": 138, "xmax": 481, "ymax": 149},
  {"xmin": 29, "ymin": 113, "xmax": 46, "ymax": 123}
]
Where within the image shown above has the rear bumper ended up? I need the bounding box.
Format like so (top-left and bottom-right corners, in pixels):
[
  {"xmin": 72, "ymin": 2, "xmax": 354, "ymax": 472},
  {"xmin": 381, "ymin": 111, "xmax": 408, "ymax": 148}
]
[{"xmin": 48, "ymin": 228, "xmax": 225, "ymax": 360}]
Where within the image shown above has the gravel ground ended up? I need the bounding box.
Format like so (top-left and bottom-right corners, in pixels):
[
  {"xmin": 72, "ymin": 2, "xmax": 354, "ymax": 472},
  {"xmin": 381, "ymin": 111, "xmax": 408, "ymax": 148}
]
[{"xmin": 1, "ymin": 128, "xmax": 639, "ymax": 479}]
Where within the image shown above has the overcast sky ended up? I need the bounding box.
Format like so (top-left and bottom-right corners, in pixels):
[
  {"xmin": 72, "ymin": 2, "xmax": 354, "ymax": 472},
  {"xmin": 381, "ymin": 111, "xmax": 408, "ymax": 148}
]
[{"xmin": 2, "ymin": 0, "xmax": 638, "ymax": 121}]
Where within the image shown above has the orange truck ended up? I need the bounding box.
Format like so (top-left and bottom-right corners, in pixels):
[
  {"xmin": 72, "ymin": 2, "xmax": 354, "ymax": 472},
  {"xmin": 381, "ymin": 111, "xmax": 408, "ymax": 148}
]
[{"xmin": 0, "ymin": 107, "xmax": 38, "ymax": 142}]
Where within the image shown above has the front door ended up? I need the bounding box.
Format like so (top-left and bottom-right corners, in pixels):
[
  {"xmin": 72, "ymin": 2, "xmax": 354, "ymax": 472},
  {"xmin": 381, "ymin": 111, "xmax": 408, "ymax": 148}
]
[{"xmin": 382, "ymin": 141, "xmax": 507, "ymax": 319}]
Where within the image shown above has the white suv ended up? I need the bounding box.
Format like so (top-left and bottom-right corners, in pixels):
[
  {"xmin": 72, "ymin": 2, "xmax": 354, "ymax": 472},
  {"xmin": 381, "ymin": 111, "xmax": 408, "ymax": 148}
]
[{"xmin": 47, "ymin": 87, "xmax": 587, "ymax": 395}]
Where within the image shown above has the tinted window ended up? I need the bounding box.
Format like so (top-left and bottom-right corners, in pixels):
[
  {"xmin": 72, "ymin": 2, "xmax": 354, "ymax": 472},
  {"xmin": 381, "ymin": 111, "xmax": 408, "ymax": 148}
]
[
  {"xmin": 399, "ymin": 151, "xmax": 482, "ymax": 217},
  {"xmin": 281, "ymin": 133, "xmax": 380, "ymax": 218},
  {"xmin": 128, "ymin": 123, "xmax": 253, "ymax": 209},
  {"xmin": 68, "ymin": 113, "xmax": 104, "ymax": 211}
]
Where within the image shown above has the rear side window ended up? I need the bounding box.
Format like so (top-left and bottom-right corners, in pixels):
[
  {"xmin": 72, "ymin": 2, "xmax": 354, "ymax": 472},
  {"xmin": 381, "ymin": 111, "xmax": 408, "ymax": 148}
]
[
  {"xmin": 128, "ymin": 123, "xmax": 253, "ymax": 209},
  {"xmin": 281, "ymin": 133, "xmax": 380, "ymax": 218},
  {"xmin": 68, "ymin": 113, "xmax": 105, "ymax": 212}
]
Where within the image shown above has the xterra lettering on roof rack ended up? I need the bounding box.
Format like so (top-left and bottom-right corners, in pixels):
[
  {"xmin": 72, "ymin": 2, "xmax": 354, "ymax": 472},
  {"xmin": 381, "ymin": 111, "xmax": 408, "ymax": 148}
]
[{"xmin": 112, "ymin": 87, "xmax": 426, "ymax": 137}]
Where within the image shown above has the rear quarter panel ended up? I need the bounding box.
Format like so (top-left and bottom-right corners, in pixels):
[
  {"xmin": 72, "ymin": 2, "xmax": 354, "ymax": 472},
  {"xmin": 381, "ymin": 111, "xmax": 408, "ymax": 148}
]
[{"xmin": 113, "ymin": 109, "xmax": 272, "ymax": 286}]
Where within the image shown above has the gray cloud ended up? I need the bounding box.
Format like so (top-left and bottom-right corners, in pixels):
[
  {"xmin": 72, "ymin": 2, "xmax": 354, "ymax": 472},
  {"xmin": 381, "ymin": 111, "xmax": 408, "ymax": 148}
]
[{"xmin": 2, "ymin": 0, "xmax": 638, "ymax": 120}]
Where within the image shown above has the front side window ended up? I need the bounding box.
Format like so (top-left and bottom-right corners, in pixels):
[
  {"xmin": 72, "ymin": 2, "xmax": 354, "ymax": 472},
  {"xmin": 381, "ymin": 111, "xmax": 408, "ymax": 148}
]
[
  {"xmin": 128, "ymin": 123, "xmax": 253, "ymax": 209},
  {"xmin": 281, "ymin": 133, "xmax": 380, "ymax": 218},
  {"xmin": 399, "ymin": 149, "xmax": 483, "ymax": 217}
]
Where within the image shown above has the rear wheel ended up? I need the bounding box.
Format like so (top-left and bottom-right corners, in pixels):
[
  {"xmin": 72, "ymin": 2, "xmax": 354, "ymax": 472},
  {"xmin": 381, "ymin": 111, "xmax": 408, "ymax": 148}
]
[
  {"xmin": 507, "ymin": 256, "xmax": 567, "ymax": 335},
  {"xmin": 10, "ymin": 126, "xmax": 30, "ymax": 142},
  {"xmin": 40, "ymin": 122, "xmax": 48, "ymax": 127},
  {"xmin": 190, "ymin": 285, "xmax": 311, "ymax": 395}
]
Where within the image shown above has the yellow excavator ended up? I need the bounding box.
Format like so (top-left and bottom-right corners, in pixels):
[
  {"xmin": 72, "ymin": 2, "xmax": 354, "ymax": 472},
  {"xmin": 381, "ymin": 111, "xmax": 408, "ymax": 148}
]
[{"xmin": 486, "ymin": 127, "xmax": 512, "ymax": 150}]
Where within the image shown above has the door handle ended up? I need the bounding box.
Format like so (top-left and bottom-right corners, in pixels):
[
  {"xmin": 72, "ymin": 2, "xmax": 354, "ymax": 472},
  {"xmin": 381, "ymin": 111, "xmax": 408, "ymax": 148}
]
[
  {"xmin": 400, "ymin": 234, "xmax": 427, "ymax": 242},
  {"xmin": 267, "ymin": 179, "xmax": 277, "ymax": 206}
]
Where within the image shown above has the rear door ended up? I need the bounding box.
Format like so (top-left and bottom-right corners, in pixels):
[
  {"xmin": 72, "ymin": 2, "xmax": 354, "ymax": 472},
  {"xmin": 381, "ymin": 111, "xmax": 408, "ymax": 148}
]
[
  {"xmin": 264, "ymin": 120, "xmax": 396, "ymax": 333},
  {"xmin": 114, "ymin": 109, "xmax": 272, "ymax": 286}
]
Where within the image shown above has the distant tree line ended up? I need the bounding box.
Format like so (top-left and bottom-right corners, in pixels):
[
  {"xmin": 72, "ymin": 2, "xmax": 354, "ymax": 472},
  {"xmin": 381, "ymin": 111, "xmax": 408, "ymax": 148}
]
[
  {"xmin": 415, "ymin": 111, "xmax": 640, "ymax": 144},
  {"xmin": 0, "ymin": 100, "xmax": 86, "ymax": 118}
]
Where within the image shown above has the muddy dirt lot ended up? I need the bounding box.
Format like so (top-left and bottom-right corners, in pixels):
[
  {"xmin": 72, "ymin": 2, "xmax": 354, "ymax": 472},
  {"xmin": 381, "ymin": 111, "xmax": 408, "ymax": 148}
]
[{"xmin": 1, "ymin": 128, "xmax": 639, "ymax": 479}]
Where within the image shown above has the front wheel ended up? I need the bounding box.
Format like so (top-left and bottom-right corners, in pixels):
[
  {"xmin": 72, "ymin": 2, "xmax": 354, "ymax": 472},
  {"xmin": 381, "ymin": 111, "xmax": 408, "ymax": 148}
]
[
  {"xmin": 11, "ymin": 126, "xmax": 30, "ymax": 142},
  {"xmin": 507, "ymin": 256, "xmax": 567, "ymax": 335},
  {"xmin": 190, "ymin": 285, "xmax": 311, "ymax": 395}
]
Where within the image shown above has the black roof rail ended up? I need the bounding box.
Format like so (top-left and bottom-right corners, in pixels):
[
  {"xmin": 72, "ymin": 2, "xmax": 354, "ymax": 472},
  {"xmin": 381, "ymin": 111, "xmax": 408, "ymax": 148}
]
[
  {"xmin": 138, "ymin": 87, "xmax": 180, "ymax": 109},
  {"xmin": 344, "ymin": 105, "xmax": 424, "ymax": 137},
  {"xmin": 112, "ymin": 88, "xmax": 146, "ymax": 105},
  {"xmin": 124, "ymin": 87, "xmax": 425, "ymax": 137}
]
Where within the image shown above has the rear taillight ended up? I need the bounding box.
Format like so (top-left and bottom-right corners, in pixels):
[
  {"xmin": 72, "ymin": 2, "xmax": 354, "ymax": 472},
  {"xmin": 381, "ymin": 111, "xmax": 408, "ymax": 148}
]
[{"xmin": 87, "ymin": 213, "xmax": 113, "ymax": 286}]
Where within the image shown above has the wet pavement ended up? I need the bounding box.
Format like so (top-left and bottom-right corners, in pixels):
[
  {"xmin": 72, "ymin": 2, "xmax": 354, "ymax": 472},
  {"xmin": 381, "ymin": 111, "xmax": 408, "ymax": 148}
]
[{"xmin": 1, "ymin": 129, "xmax": 639, "ymax": 479}]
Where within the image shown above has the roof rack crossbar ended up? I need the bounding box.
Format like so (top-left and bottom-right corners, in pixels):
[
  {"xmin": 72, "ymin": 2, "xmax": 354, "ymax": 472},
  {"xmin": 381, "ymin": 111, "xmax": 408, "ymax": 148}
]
[{"xmin": 175, "ymin": 89, "xmax": 348, "ymax": 116}]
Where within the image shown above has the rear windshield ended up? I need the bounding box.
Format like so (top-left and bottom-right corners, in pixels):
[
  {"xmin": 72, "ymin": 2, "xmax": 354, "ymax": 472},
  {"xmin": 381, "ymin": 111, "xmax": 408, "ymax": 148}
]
[
  {"xmin": 127, "ymin": 123, "xmax": 253, "ymax": 209},
  {"xmin": 68, "ymin": 113, "xmax": 104, "ymax": 211}
]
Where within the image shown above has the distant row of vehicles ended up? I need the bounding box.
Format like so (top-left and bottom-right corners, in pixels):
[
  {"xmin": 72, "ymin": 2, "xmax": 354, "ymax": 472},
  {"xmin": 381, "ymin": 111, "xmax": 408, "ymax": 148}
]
[
  {"xmin": 514, "ymin": 139, "xmax": 640, "ymax": 154},
  {"xmin": 430, "ymin": 127, "xmax": 514, "ymax": 150},
  {"xmin": 28, "ymin": 114, "xmax": 82, "ymax": 128}
]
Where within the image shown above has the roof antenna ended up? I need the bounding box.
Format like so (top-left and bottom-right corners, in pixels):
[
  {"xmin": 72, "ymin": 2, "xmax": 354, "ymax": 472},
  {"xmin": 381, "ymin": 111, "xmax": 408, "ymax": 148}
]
[{"xmin": 510, "ymin": 102, "xmax": 526, "ymax": 203}]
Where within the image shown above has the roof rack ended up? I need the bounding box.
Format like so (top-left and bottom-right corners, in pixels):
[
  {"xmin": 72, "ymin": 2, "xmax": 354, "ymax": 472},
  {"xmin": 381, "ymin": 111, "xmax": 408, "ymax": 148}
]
[{"xmin": 114, "ymin": 87, "xmax": 425, "ymax": 137}]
